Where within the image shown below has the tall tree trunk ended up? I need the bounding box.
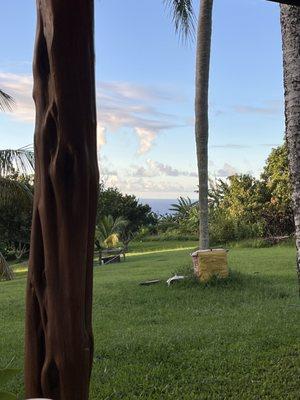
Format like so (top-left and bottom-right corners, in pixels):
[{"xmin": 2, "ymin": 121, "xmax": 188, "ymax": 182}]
[
  {"xmin": 195, "ymin": 0, "xmax": 213, "ymax": 250},
  {"xmin": 280, "ymin": 4, "xmax": 300, "ymax": 292},
  {"xmin": 25, "ymin": 1, "xmax": 99, "ymax": 399}
]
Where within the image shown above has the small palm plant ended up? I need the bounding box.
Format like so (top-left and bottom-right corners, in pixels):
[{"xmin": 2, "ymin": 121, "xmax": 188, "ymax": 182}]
[
  {"xmin": 0, "ymin": 147, "xmax": 34, "ymax": 279},
  {"xmin": 95, "ymin": 215, "xmax": 128, "ymax": 265},
  {"xmin": 96, "ymin": 215, "xmax": 128, "ymax": 249},
  {"xmin": 0, "ymin": 148, "xmax": 34, "ymax": 205},
  {"xmin": 169, "ymin": 196, "xmax": 197, "ymax": 218}
]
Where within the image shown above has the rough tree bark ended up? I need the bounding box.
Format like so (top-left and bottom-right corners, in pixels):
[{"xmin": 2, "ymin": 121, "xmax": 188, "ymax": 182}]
[
  {"xmin": 195, "ymin": 0, "xmax": 213, "ymax": 249},
  {"xmin": 280, "ymin": 4, "xmax": 300, "ymax": 291},
  {"xmin": 25, "ymin": 1, "xmax": 99, "ymax": 399}
]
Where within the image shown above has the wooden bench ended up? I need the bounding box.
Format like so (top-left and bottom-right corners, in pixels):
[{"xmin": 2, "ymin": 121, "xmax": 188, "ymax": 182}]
[{"xmin": 100, "ymin": 247, "xmax": 126, "ymax": 265}]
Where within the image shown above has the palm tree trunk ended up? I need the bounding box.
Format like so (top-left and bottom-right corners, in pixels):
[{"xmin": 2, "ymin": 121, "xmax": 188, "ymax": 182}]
[
  {"xmin": 24, "ymin": 1, "xmax": 99, "ymax": 399},
  {"xmin": 195, "ymin": 0, "xmax": 213, "ymax": 250},
  {"xmin": 280, "ymin": 4, "xmax": 300, "ymax": 292}
]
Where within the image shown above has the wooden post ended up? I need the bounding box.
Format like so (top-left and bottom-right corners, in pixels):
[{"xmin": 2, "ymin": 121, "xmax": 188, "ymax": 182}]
[{"xmin": 25, "ymin": 1, "xmax": 99, "ymax": 399}]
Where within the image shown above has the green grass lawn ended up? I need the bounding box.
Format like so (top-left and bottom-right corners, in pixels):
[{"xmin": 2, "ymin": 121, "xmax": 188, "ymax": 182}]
[{"xmin": 1, "ymin": 242, "xmax": 300, "ymax": 399}]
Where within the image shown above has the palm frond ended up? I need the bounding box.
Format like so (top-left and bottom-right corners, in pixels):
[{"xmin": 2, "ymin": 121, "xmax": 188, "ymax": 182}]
[
  {"xmin": 96, "ymin": 215, "xmax": 128, "ymax": 245},
  {"xmin": 169, "ymin": 196, "xmax": 197, "ymax": 216},
  {"xmin": 0, "ymin": 148, "xmax": 34, "ymax": 177},
  {"xmin": 164, "ymin": 0, "xmax": 195, "ymax": 41},
  {"xmin": 0, "ymin": 176, "xmax": 33, "ymax": 206},
  {"xmin": 0, "ymin": 89, "xmax": 14, "ymax": 111}
]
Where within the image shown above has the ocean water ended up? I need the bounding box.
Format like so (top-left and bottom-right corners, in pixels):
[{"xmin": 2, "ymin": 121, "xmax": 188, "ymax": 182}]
[{"xmin": 140, "ymin": 199, "xmax": 177, "ymax": 215}]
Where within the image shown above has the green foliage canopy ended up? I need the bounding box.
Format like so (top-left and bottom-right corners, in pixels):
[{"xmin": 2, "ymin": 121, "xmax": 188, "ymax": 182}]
[{"xmin": 97, "ymin": 185, "xmax": 157, "ymax": 235}]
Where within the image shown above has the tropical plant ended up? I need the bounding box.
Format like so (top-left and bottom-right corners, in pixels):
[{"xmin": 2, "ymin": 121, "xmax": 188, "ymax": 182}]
[
  {"xmin": 96, "ymin": 215, "xmax": 128, "ymax": 248},
  {"xmin": 0, "ymin": 148, "xmax": 34, "ymax": 203},
  {"xmin": 0, "ymin": 89, "xmax": 14, "ymax": 111},
  {"xmin": 0, "ymin": 147, "xmax": 34, "ymax": 177},
  {"xmin": 194, "ymin": 0, "xmax": 213, "ymax": 249},
  {"xmin": 166, "ymin": 0, "xmax": 213, "ymax": 249},
  {"xmin": 0, "ymin": 133, "xmax": 33, "ymax": 271},
  {"xmin": 0, "ymin": 150, "xmax": 34, "ymax": 262},
  {"xmin": 169, "ymin": 196, "xmax": 197, "ymax": 217},
  {"xmin": 164, "ymin": 0, "xmax": 195, "ymax": 40},
  {"xmin": 97, "ymin": 185, "xmax": 157, "ymax": 234},
  {"xmin": 0, "ymin": 177, "xmax": 33, "ymax": 261},
  {"xmin": 261, "ymin": 144, "xmax": 294, "ymax": 236},
  {"xmin": 280, "ymin": 4, "xmax": 300, "ymax": 288}
]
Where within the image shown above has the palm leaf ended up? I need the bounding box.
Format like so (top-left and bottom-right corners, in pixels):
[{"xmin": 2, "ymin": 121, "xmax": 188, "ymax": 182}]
[
  {"xmin": 164, "ymin": 0, "xmax": 195, "ymax": 40},
  {"xmin": 0, "ymin": 89, "xmax": 14, "ymax": 111},
  {"xmin": 0, "ymin": 177, "xmax": 33, "ymax": 206},
  {"xmin": 169, "ymin": 196, "xmax": 197, "ymax": 215},
  {"xmin": 0, "ymin": 148, "xmax": 34, "ymax": 177},
  {"xmin": 96, "ymin": 215, "xmax": 128, "ymax": 245}
]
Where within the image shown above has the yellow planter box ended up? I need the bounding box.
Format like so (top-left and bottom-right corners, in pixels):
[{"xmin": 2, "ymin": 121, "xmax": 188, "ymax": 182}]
[{"xmin": 191, "ymin": 248, "xmax": 229, "ymax": 283}]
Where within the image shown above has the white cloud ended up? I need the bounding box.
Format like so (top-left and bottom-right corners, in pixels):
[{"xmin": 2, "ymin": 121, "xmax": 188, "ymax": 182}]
[
  {"xmin": 234, "ymin": 101, "xmax": 283, "ymax": 116},
  {"xmin": 104, "ymin": 175, "xmax": 196, "ymax": 197},
  {"xmin": 0, "ymin": 72, "xmax": 34, "ymax": 122},
  {"xmin": 0, "ymin": 72, "xmax": 186, "ymax": 154},
  {"xmin": 130, "ymin": 159, "xmax": 197, "ymax": 178},
  {"xmin": 97, "ymin": 125, "xmax": 106, "ymax": 150},
  {"xmin": 216, "ymin": 163, "xmax": 238, "ymax": 178},
  {"xmin": 134, "ymin": 128, "xmax": 156, "ymax": 154},
  {"xmin": 97, "ymin": 81, "xmax": 184, "ymax": 154}
]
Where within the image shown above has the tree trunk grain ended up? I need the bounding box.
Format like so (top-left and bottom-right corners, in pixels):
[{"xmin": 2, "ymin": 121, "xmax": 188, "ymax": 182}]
[
  {"xmin": 25, "ymin": 1, "xmax": 99, "ymax": 399},
  {"xmin": 195, "ymin": 0, "xmax": 213, "ymax": 250},
  {"xmin": 280, "ymin": 4, "xmax": 300, "ymax": 292}
]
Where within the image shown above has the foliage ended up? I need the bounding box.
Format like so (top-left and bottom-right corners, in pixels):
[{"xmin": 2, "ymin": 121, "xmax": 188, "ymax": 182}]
[
  {"xmin": 0, "ymin": 148, "xmax": 34, "ymax": 177},
  {"xmin": 169, "ymin": 196, "xmax": 196, "ymax": 217},
  {"xmin": 261, "ymin": 144, "xmax": 294, "ymax": 236},
  {"xmin": 164, "ymin": 0, "xmax": 195, "ymax": 40},
  {"xmin": 95, "ymin": 215, "xmax": 128, "ymax": 249},
  {"xmin": 155, "ymin": 197, "xmax": 198, "ymax": 240},
  {"xmin": 155, "ymin": 145, "xmax": 294, "ymax": 244},
  {"xmin": 0, "ymin": 89, "xmax": 14, "ymax": 111},
  {"xmin": 208, "ymin": 175, "xmax": 267, "ymax": 244},
  {"xmin": 0, "ymin": 176, "xmax": 33, "ymax": 206},
  {"xmin": 97, "ymin": 185, "xmax": 157, "ymax": 237},
  {"xmin": 103, "ymin": 234, "xmax": 119, "ymax": 249},
  {"xmin": 1, "ymin": 242, "xmax": 299, "ymax": 399},
  {"xmin": 0, "ymin": 148, "xmax": 34, "ymax": 260},
  {"xmin": 0, "ymin": 175, "xmax": 33, "ymax": 260},
  {"xmin": 209, "ymin": 145, "xmax": 293, "ymax": 242},
  {"xmin": 211, "ymin": 175, "xmax": 267, "ymax": 223}
]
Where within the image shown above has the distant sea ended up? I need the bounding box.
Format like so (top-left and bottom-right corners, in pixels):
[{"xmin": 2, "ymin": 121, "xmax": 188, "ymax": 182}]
[{"xmin": 140, "ymin": 199, "xmax": 176, "ymax": 215}]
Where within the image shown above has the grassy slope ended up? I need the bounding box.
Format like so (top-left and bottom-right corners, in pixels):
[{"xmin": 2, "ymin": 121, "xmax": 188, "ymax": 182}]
[{"xmin": 1, "ymin": 243, "xmax": 300, "ymax": 399}]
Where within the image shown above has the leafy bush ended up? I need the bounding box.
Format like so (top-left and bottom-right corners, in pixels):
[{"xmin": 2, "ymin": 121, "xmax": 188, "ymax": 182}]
[
  {"xmin": 141, "ymin": 230, "xmax": 198, "ymax": 242},
  {"xmin": 95, "ymin": 215, "xmax": 128, "ymax": 249},
  {"xmin": 209, "ymin": 207, "xmax": 265, "ymax": 245},
  {"xmin": 97, "ymin": 185, "xmax": 157, "ymax": 234}
]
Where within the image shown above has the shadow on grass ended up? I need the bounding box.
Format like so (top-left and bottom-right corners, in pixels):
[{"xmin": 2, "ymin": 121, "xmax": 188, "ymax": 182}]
[{"xmin": 171, "ymin": 265, "xmax": 295, "ymax": 300}]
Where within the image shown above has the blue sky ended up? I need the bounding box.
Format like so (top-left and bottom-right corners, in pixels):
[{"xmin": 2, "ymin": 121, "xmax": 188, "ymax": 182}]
[{"xmin": 0, "ymin": 0, "xmax": 284, "ymax": 198}]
